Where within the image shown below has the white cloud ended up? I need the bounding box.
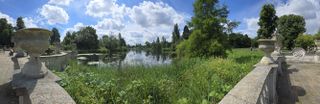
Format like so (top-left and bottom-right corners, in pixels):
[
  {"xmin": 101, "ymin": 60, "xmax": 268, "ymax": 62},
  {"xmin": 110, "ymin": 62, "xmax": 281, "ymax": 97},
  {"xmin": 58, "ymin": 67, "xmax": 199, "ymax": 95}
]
[
  {"xmin": 129, "ymin": 1, "xmax": 184, "ymax": 28},
  {"xmin": 64, "ymin": 22, "xmax": 86, "ymax": 33},
  {"xmin": 40, "ymin": 4, "xmax": 69, "ymax": 25},
  {"xmin": 276, "ymin": 0, "xmax": 320, "ymax": 34},
  {"xmin": 238, "ymin": 17, "xmax": 259, "ymax": 37},
  {"xmin": 23, "ymin": 17, "xmax": 38, "ymax": 28},
  {"xmin": 48, "ymin": 0, "xmax": 73, "ymax": 6},
  {"xmin": 0, "ymin": 12, "xmax": 15, "ymax": 25},
  {"xmin": 94, "ymin": 18, "xmax": 125, "ymax": 34},
  {"xmin": 85, "ymin": 0, "xmax": 128, "ymax": 18}
]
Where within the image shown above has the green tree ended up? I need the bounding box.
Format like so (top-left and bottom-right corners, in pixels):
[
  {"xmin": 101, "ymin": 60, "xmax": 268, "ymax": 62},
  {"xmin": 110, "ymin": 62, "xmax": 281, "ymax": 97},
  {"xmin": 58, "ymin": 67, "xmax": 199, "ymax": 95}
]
[
  {"xmin": 277, "ymin": 14, "xmax": 306, "ymax": 50},
  {"xmin": 118, "ymin": 33, "xmax": 126, "ymax": 47},
  {"xmin": 225, "ymin": 20, "xmax": 240, "ymax": 34},
  {"xmin": 50, "ymin": 27, "xmax": 61, "ymax": 44},
  {"xmin": 62, "ymin": 31, "xmax": 76, "ymax": 50},
  {"xmin": 257, "ymin": 4, "xmax": 277, "ymax": 39},
  {"xmin": 228, "ymin": 33, "xmax": 251, "ymax": 48},
  {"xmin": 315, "ymin": 30, "xmax": 320, "ymax": 40},
  {"xmin": 182, "ymin": 25, "xmax": 190, "ymax": 39},
  {"xmin": 295, "ymin": 34, "xmax": 315, "ymax": 50},
  {"xmin": 177, "ymin": 0, "xmax": 230, "ymax": 57},
  {"xmin": 0, "ymin": 18, "xmax": 14, "ymax": 47},
  {"xmin": 172, "ymin": 24, "xmax": 180, "ymax": 43},
  {"xmin": 16, "ymin": 17, "xmax": 25, "ymax": 30},
  {"xmin": 75, "ymin": 26, "xmax": 99, "ymax": 50}
]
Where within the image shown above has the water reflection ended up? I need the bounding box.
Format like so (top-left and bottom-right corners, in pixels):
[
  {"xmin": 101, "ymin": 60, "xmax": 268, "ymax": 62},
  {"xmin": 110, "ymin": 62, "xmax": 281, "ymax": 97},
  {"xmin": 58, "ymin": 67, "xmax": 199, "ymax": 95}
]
[{"xmin": 77, "ymin": 50, "xmax": 172, "ymax": 68}]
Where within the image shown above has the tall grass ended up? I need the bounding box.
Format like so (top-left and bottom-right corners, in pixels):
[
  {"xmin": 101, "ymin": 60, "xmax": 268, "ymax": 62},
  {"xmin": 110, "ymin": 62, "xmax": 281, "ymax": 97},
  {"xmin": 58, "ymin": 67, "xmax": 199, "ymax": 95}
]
[{"xmin": 55, "ymin": 48, "xmax": 263, "ymax": 104}]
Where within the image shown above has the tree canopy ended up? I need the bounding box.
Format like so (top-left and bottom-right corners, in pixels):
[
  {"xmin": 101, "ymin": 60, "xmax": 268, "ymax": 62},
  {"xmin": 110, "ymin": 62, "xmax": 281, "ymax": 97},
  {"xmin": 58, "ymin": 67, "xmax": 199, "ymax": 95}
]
[
  {"xmin": 16, "ymin": 17, "xmax": 25, "ymax": 30},
  {"xmin": 0, "ymin": 18, "xmax": 14, "ymax": 47},
  {"xmin": 257, "ymin": 4, "xmax": 277, "ymax": 39},
  {"xmin": 295, "ymin": 34, "xmax": 315, "ymax": 51},
  {"xmin": 182, "ymin": 25, "xmax": 191, "ymax": 39},
  {"xmin": 75, "ymin": 26, "xmax": 99, "ymax": 50},
  {"xmin": 277, "ymin": 14, "xmax": 306, "ymax": 50},
  {"xmin": 50, "ymin": 27, "xmax": 61, "ymax": 44},
  {"xmin": 177, "ymin": 0, "xmax": 230, "ymax": 57}
]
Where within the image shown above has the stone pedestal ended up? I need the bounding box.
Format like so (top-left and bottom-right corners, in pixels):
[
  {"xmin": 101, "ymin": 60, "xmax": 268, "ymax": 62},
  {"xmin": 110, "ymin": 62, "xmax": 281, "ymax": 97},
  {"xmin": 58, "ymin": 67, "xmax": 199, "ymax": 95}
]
[{"xmin": 258, "ymin": 39, "xmax": 275, "ymax": 65}]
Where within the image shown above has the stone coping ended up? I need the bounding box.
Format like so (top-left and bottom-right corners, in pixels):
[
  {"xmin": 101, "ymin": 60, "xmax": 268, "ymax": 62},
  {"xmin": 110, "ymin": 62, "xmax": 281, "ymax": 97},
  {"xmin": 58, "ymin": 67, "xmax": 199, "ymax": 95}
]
[
  {"xmin": 40, "ymin": 52, "xmax": 68, "ymax": 57},
  {"xmin": 219, "ymin": 65, "xmax": 274, "ymax": 104},
  {"xmin": 11, "ymin": 69, "xmax": 75, "ymax": 104}
]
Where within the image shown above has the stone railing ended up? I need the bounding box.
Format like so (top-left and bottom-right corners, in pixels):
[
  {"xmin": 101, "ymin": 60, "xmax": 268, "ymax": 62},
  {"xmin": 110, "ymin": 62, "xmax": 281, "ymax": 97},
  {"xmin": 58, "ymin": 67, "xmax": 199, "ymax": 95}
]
[
  {"xmin": 40, "ymin": 51, "xmax": 77, "ymax": 71},
  {"xmin": 219, "ymin": 56, "xmax": 284, "ymax": 104}
]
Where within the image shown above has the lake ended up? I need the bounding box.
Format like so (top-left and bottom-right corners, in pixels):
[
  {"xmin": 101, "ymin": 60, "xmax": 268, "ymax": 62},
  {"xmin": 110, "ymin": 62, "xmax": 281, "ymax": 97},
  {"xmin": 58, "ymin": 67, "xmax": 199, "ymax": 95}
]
[{"xmin": 77, "ymin": 50, "xmax": 172, "ymax": 68}]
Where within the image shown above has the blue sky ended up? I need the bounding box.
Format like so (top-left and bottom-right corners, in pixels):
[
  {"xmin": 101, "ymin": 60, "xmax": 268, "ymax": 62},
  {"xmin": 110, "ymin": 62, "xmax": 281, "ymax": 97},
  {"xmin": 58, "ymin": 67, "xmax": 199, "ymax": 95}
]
[{"xmin": 1, "ymin": 0, "xmax": 319, "ymax": 45}]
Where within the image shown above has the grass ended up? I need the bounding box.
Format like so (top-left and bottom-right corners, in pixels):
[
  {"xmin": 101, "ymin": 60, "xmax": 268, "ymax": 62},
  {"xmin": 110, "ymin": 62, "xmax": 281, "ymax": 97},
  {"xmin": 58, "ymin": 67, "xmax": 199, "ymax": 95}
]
[{"xmin": 55, "ymin": 48, "xmax": 263, "ymax": 104}]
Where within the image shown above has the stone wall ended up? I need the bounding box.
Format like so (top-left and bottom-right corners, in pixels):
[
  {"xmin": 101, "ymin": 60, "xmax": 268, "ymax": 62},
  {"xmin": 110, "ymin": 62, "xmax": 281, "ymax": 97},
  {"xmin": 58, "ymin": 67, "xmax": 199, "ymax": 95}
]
[
  {"xmin": 219, "ymin": 57, "xmax": 284, "ymax": 104},
  {"xmin": 40, "ymin": 51, "xmax": 77, "ymax": 71}
]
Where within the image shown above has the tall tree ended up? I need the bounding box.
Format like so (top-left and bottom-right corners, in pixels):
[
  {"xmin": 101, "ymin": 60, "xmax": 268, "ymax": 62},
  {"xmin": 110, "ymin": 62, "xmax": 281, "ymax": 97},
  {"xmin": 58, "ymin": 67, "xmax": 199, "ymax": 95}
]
[
  {"xmin": 172, "ymin": 24, "xmax": 180, "ymax": 43},
  {"xmin": 257, "ymin": 4, "xmax": 277, "ymax": 39},
  {"xmin": 0, "ymin": 18, "xmax": 14, "ymax": 47},
  {"xmin": 118, "ymin": 33, "xmax": 126, "ymax": 47},
  {"xmin": 182, "ymin": 25, "xmax": 190, "ymax": 39},
  {"xmin": 50, "ymin": 27, "xmax": 61, "ymax": 44},
  {"xmin": 177, "ymin": 0, "xmax": 230, "ymax": 57},
  {"xmin": 16, "ymin": 17, "xmax": 25, "ymax": 30},
  {"xmin": 277, "ymin": 14, "xmax": 306, "ymax": 50},
  {"xmin": 75, "ymin": 26, "xmax": 99, "ymax": 50}
]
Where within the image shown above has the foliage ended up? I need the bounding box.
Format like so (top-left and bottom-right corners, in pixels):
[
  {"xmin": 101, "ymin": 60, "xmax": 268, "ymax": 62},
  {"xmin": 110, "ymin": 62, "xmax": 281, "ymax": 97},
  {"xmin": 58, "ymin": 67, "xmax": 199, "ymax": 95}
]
[
  {"xmin": 295, "ymin": 34, "xmax": 315, "ymax": 51},
  {"xmin": 257, "ymin": 4, "xmax": 277, "ymax": 39},
  {"xmin": 277, "ymin": 14, "xmax": 306, "ymax": 50},
  {"xmin": 15, "ymin": 17, "xmax": 25, "ymax": 30},
  {"xmin": 314, "ymin": 29, "xmax": 320, "ymax": 40},
  {"xmin": 182, "ymin": 25, "xmax": 191, "ymax": 40},
  {"xmin": 75, "ymin": 26, "xmax": 99, "ymax": 50},
  {"xmin": 171, "ymin": 24, "xmax": 181, "ymax": 50},
  {"xmin": 177, "ymin": 0, "xmax": 231, "ymax": 58},
  {"xmin": 228, "ymin": 33, "xmax": 251, "ymax": 48},
  {"xmin": 50, "ymin": 27, "xmax": 61, "ymax": 44},
  {"xmin": 0, "ymin": 18, "xmax": 14, "ymax": 47},
  {"xmin": 56, "ymin": 49, "xmax": 263, "ymax": 104},
  {"xmin": 62, "ymin": 31, "xmax": 77, "ymax": 50},
  {"xmin": 100, "ymin": 33, "xmax": 127, "ymax": 53}
]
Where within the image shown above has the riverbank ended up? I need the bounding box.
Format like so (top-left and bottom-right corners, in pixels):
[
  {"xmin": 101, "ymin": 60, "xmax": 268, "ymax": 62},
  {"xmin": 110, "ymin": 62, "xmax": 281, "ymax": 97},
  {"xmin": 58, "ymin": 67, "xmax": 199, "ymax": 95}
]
[{"xmin": 55, "ymin": 48, "xmax": 263, "ymax": 104}]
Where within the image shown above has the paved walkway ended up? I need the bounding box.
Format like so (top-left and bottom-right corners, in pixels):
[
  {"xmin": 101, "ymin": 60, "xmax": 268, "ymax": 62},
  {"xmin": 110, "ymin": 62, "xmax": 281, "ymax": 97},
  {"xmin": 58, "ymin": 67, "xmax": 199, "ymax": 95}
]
[
  {"xmin": 278, "ymin": 62, "xmax": 320, "ymax": 104},
  {"xmin": 0, "ymin": 51, "xmax": 18, "ymax": 104}
]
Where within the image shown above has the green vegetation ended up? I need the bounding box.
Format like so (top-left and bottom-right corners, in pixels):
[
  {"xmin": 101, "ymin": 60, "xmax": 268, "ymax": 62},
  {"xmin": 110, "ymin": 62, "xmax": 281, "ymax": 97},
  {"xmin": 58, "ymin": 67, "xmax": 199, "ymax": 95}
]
[
  {"xmin": 0, "ymin": 18, "xmax": 14, "ymax": 47},
  {"xmin": 257, "ymin": 4, "xmax": 277, "ymax": 39},
  {"xmin": 55, "ymin": 49, "xmax": 263, "ymax": 104},
  {"xmin": 50, "ymin": 27, "xmax": 61, "ymax": 44},
  {"xmin": 295, "ymin": 34, "xmax": 315, "ymax": 50},
  {"xmin": 277, "ymin": 14, "xmax": 306, "ymax": 50},
  {"xmin": 177, "ymin": 0, "xmax": 231, "ymax": 58}
]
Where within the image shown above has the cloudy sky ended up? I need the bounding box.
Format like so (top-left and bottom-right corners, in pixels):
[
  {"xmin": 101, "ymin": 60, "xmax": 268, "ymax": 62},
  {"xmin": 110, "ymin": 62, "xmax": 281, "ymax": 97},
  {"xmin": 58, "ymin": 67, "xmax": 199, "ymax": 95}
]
[{"xmin": 0, "ymin": 0, "xmax": 319, "ymax": 45}]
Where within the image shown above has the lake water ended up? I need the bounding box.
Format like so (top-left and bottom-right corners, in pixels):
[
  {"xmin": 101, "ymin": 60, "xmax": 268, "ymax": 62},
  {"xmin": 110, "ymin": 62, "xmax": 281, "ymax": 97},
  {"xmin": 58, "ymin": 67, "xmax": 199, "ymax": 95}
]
[{"xmin": 77, "ymin": 50, "xmax": 172, "ymax": 68}]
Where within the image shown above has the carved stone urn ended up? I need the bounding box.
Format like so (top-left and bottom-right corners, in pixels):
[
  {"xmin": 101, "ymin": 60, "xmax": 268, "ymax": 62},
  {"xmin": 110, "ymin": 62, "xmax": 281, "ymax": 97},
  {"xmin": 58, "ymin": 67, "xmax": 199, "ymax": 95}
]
[
  {"xmin": 12, "ymin": 28, "xmax": 52, "ymax": 78},
  {"xmin": 258, "ymin": 39, "xmax": 276, "ymax": 65}
]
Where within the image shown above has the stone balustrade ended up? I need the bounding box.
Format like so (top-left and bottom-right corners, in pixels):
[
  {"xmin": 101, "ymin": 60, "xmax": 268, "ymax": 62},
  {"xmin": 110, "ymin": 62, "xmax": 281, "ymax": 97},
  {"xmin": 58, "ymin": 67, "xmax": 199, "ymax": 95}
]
[
  {"xmin": 219, "ymin": 56, "xmax": 284, "ymax": 104},
  {"xmin": 40, "ymin": 51, "xmax": 77, "ymax": 71}
]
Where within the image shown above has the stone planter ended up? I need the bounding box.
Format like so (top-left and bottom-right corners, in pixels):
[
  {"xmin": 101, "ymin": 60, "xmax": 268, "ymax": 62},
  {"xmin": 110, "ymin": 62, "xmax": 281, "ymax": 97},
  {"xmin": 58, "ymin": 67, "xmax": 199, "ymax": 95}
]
[
  {"xmin": 258, "ymin": 39, "xmax": 275, "ymax": 65},
  {"xmin": 12, "ymin": 28, "xmax": 52, "ymax": 78}
]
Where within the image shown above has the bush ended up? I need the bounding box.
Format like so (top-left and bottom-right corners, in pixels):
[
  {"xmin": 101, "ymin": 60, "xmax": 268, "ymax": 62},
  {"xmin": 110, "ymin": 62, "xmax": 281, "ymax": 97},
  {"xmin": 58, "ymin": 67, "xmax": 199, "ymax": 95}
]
[{"xmin": 295, "ymin": 34, "xmax": 315, "ymax": 51}]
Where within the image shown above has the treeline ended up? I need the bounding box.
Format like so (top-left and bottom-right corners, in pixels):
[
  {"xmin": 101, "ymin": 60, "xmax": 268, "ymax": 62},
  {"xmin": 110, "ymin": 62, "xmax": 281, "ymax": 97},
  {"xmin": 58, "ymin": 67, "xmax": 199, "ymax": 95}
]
[
  {"xmin": 62, "ymin": 26, "xmax": 128, "ymax": 53},
  {"xmin": 0, "ymin": 17, "xmax": 26, "ymax": 47}
]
